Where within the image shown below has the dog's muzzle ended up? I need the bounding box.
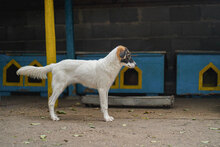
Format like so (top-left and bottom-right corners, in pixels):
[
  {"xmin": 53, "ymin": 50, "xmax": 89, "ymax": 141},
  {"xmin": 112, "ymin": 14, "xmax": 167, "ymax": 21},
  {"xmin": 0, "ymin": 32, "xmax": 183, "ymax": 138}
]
[
  {"xmin": 123, "ymin": 59, "xmax": 136, "ymax": 68},
  {"xmin": 127, "ymin": 61, "xmax": 136, "ymax": 68}
]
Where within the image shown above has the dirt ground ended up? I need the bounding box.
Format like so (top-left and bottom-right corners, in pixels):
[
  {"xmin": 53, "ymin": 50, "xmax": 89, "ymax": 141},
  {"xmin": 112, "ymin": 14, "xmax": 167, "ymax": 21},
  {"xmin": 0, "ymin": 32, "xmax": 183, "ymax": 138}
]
[{"xmin": 0, "ymin": 95, "xmax": 219, "ymax": 147}]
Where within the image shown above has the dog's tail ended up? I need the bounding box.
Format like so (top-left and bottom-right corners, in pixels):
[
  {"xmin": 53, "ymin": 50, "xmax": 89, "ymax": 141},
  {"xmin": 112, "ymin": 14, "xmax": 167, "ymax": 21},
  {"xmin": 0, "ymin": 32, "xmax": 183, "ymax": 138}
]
[{"xmin": 16, "ymin": 64, "xmax": 55, "ymax": 79}]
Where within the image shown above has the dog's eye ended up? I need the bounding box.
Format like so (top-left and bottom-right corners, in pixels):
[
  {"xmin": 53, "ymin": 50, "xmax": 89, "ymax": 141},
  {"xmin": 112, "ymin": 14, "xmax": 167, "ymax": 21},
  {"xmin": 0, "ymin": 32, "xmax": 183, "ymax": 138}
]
[{"xmin": 127, "ymin": 54, "xmax": 131, "ymax": 58}]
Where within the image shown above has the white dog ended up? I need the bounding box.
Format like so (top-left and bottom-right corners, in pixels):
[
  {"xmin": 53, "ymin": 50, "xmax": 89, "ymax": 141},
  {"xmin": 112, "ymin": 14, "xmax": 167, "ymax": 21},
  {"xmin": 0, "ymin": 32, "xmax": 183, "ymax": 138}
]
[{"xmin": 17, "ymin": 45, "xmax": 136, "ymax": 122}]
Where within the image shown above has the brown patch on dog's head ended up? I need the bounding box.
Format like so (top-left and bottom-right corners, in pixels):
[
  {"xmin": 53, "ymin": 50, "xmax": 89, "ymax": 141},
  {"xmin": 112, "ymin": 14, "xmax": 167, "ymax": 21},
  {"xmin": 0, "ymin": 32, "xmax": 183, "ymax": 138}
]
[{"xmin": 116, "ymin": 45, "xmax": 127, "ymax": 61}]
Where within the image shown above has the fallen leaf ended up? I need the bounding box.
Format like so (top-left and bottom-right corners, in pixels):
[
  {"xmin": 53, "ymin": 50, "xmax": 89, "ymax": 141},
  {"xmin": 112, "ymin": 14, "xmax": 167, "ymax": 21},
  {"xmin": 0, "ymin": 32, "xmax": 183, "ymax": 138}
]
[
  {"xmin": 24, "ymin": 141, "xmax": 30, "ymax": 144},
  {"xmin": 40, "ymin": 135, "xmax": 47, "ymax": 141},
  {"xmin": 131, "ymin": 114, "xmax": 139, "ymax": 117},
  {"xmin": 19, "ymin": 112, "xmax": 25, "ymax": 114},
  {"xmin": 75, "ymin": 102, "xmax": 81, "ymax": 106},
  {"xmin": 144, "ymin": 111, "xmax": 154, "ymax": 114},
  {"xmin": 201, "ymin": 140, "xmax": 209, "ymax": 144},
  {"xmin": 183, "ymin": 108, "xmax": 189, "ymax": 111},
  {"xmin": 40, "ymin": 135, "xmax": 47, "ymax": 139},
  {"xmin": 56, "ymin": 110, "xmax": 66, "ymax": 114},
  {"xmin": 90, "ymin": 125, "xmax": 95, "ymax": 129},
  {"xmin": 30, "ymin": 123, "xmax": 41, "ymax": 126},
  {"xmin": 73, "ymin": 134, "xmax": 83, "ymax": 137},
  {"xmin": 88, "ymin": 123, "xmax": 95, "ymax": 129},
  {"xmin": 122, "ymin": 124, "xmax": 127, "ymax": 127},
  {"xmin": 144, "ymin": 111, "xmax": 149, "ymax": 114},
  {"xmin": 128, "ymin": 109, "xmax": 134, "ymax": 112},
  {"xmin": 40, "ymin": 116, "xmax": 45, "ymax": 119},
  {"xmin": 142, "ymin": 117, "xmax": 149, "ymax": 120},
  {"xmin": 71, "ymin": 108, "xmax": 77, "ymax": 111},
  {"xmin": 209, "ymin": 127, "xmax": 219, "ymax": 130}
]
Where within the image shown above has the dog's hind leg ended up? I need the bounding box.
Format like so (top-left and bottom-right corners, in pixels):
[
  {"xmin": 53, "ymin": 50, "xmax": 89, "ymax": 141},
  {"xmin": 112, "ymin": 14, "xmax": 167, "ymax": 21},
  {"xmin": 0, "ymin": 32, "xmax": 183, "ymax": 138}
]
[
  {"xmin": 48, "ymin": 80, "xmax": 67, "ymax": 121},
  {"xmin": 98, "ymin": 88, "xmax": 114, "ymax": 122},
  {"xmin": 48, "ymin": 91, "xmax": 62, "ymax": 121}
]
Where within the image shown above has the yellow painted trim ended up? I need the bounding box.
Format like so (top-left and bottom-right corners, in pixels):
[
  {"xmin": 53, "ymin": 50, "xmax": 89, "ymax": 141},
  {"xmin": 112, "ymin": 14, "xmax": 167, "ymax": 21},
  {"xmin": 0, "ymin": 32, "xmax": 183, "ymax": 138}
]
[
  {"xmin": 45, "ymin": 0, "xmax": 58, "ymax": 107},
  {"xmin": 110, "ymin": 75, "xmax": 119, "ymax": 89},
  {"xmin": 24, "ymin": 60, "xmax": 46, "ymax": 87},
  {"xmin": 120, "ymin": 66, "xmax": 142, "ymax": 89},
  {"xmin": 3, "ymin": 59, "xmax": 23, "ymax": 86},
  {"xmin": 199, "ymin": 62, "xmax": 220, "ymax": 91}
]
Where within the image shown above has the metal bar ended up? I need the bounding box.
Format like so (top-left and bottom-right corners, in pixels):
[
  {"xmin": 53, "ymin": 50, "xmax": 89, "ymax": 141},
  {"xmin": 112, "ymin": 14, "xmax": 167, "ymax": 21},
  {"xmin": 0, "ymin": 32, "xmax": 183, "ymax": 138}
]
[
  {"xmin": 65, "ymin": 0, "xmax": 75, "ymax": 59},
  {"xmin": 65, "ymin": 0, "xmax": 75, "ymax": 96}
]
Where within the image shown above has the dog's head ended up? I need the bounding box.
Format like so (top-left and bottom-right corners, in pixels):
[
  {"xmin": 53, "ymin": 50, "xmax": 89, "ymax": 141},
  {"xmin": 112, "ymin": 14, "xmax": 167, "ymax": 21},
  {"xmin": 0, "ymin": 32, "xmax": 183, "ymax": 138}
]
[{"xmin": 116, "ymin": 45, "xmax": 136, "ymax": 68}]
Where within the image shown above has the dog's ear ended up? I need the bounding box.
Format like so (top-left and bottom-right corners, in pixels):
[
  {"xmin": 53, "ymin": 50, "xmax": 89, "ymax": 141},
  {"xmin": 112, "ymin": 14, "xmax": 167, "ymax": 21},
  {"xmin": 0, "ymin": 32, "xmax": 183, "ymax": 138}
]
[
  {"xmin": 117, "ymin": 46, "xmax": 127, "ymax": 60},
  {"xmin": 119, "ymin": 49, "xmax": 126, "ymax": 59}
]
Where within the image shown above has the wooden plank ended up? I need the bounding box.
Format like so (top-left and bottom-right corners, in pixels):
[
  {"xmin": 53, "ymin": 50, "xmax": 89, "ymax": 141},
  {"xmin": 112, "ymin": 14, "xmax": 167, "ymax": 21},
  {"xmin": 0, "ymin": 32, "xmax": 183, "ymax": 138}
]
[
  {"xmin": 176, "ymin": 50, "xmax": 220, "ymax": 54},
  {"xmin": 82, "ymin": 95, "xmax": 174, "ymax": 107},
  {"xmin": 76, "ymin": 51, "xmax": 167, "ymax": 55}
]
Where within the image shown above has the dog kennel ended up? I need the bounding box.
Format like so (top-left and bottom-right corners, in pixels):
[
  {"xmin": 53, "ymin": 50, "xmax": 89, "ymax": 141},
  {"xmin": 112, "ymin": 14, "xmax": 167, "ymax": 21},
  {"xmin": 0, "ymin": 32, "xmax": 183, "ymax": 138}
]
[
  {"xmin": 0, "ymin": 54, "xmax": 67, "ymax": 96},
  {"xmin": 176, "ymin": 51, "xmax": 220, "ymax": 95}
]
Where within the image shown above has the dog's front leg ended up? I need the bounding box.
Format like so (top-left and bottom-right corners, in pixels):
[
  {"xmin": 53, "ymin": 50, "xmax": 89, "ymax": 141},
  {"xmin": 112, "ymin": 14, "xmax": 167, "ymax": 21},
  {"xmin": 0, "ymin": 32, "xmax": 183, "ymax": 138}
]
[{"xmin": 98, "ymin": 88, "xmax": 114, "ymax": 122}]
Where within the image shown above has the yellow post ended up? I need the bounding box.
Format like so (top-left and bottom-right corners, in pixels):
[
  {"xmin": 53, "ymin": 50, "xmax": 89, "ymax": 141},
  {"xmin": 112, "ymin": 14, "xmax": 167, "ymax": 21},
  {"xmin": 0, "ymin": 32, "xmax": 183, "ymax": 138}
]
[{"xmin": 44, "ymin": 0, "xmax": 58, "ymax": 107}]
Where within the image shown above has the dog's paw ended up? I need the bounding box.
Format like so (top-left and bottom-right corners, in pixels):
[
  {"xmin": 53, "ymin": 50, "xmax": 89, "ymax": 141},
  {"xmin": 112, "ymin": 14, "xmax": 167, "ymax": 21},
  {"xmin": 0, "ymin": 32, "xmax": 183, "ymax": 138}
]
[
  {"xmin": 51, "ymin": 116, "xmax": 60, "ymax": 121},
  {"xmin": 104, "ymin": 116, "xmax": 114, "ymax": 122}
]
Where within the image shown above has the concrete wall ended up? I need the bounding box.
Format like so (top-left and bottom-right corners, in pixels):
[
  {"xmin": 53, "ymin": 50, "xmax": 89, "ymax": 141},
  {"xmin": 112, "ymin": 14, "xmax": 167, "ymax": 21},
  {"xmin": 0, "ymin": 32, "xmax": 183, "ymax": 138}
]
[{"xmin": 0, "ymin": 1, "xmax": 220, "ymax": 94}]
